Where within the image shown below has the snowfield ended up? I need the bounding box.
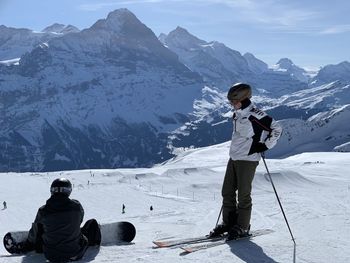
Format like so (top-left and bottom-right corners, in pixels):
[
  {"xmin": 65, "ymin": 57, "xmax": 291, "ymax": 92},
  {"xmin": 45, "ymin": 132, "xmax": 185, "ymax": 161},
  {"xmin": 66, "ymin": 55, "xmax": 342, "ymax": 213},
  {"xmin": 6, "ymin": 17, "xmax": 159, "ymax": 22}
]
[{"xmin": 0, "ymin": 142, "xmax": 349, "ymax": 263}]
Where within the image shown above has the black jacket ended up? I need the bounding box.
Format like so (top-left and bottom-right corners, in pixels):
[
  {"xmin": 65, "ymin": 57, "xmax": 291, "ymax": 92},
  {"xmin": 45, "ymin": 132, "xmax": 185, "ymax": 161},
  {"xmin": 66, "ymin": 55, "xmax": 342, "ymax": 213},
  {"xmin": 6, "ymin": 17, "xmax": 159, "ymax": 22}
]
[{"xmin": 27, "ymin": 194, "xmax": 85, "ymax": 262}]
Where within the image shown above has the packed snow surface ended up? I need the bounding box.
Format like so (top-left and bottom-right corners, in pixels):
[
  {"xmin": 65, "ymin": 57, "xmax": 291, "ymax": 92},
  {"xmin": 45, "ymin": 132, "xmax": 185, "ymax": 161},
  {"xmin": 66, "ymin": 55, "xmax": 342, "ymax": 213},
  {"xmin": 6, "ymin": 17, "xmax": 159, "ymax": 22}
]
[{"xmin": 0, "ymin": 142, "xmax": 349, "ymax": 262}]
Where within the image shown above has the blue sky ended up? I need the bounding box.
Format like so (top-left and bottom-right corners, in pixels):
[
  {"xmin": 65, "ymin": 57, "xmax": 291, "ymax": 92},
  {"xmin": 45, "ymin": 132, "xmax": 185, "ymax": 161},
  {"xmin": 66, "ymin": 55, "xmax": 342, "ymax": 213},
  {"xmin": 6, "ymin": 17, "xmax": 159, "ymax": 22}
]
[{"xmin": 0, "ymin": 0, "xmax": 349, "ymax": 69}]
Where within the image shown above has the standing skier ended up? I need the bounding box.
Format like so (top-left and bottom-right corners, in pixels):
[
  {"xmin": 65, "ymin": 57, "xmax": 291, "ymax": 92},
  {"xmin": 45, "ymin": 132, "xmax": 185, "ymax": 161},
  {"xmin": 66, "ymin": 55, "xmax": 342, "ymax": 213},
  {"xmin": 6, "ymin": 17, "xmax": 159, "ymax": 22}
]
[
  {"xmin": 3, "ymin": 201, "xmax": 6, "ymax": 209},
  {"xmin": 10, "ymin": 178, "xmax": 101, "ymax": 262},
  {"xmin": 210, "ymin": 83, "xmax": 282, "ymax": 240}
]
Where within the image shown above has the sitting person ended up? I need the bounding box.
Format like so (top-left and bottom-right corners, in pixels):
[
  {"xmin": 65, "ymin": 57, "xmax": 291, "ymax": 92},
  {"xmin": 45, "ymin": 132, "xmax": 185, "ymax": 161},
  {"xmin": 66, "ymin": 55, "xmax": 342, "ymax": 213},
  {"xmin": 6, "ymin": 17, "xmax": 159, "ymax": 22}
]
[{"xmin": 7, "ymin": 178, "xmax": 101, "ymax": 262}]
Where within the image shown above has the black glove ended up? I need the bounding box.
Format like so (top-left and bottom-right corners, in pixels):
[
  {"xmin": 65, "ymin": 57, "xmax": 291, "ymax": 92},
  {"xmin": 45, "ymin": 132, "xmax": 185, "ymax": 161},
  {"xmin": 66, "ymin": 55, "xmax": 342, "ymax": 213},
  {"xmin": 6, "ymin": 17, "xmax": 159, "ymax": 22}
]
[{"xmin": 255, "ymin": 142, "xmax": 268, "ymax": 153}]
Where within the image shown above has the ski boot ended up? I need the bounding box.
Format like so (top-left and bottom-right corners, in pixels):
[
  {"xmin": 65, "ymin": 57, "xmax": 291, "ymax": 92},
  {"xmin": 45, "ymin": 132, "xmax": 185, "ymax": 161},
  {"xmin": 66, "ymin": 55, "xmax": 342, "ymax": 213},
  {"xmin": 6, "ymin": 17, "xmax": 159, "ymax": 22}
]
[
  {"xmin": 208, "ymin": 224, "xmax": 230, "ymax": 238},
  {"xmin": 226, "ymin": 225, "xmax": 251, "ymax": 241}
]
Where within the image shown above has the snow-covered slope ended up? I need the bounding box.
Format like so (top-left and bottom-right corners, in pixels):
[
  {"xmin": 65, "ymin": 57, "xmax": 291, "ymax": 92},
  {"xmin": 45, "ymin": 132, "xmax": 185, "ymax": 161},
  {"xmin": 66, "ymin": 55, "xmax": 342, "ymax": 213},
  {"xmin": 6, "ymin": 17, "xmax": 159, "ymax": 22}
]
[
  {"xmin": 270, "ymin": 104, "xmax": 350, "ymax": 157},
  {"xmin": 169, "ymin": 81, "xmax": 350, "ymax": 156},
  {"xmin": 272, "ymin": 81, "xmax": 350, "ymax": 110},
  {"xmin": 0, "ymin": 145, "xmax": 349, "ymax": 262},
  {"xmin": 334, "ymin": 141, "xmax": 350, "ymax": 152},
  {"xmin": 263, "ymin": 80, "xmax": 350, "ymax": 121}
]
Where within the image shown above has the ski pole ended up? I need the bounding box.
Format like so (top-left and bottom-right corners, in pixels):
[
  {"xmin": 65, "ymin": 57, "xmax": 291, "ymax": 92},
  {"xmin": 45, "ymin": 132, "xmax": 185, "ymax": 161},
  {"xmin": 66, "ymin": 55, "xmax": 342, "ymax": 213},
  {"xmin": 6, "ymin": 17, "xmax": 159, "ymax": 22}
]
[
  {"xmin": 261, "ymin": 153, "xmax": 296, "ymax": 245},
  {"xmin": 214, "ymin": 205, "xmax": 223, "ymax": 229}
]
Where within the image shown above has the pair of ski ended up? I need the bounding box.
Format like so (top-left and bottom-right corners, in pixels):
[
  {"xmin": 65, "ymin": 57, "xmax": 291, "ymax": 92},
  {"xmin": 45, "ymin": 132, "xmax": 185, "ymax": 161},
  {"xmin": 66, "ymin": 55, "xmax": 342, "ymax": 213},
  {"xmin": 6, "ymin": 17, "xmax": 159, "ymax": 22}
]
[{"xmin": 153, "ymin": 229, "xmax": 273, "ymax": 254}]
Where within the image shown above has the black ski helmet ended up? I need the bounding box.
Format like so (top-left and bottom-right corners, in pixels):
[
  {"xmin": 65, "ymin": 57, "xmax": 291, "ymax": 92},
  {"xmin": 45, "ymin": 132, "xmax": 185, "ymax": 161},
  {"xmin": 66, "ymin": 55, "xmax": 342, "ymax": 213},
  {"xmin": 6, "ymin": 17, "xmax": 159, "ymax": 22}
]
[
  {"xmin": 227, "ymin": 83, "xmax": 252, "ymax": 102},
  {"xmin": 50, "ymin": 178, "xmax": 72, "ymax": 196}
]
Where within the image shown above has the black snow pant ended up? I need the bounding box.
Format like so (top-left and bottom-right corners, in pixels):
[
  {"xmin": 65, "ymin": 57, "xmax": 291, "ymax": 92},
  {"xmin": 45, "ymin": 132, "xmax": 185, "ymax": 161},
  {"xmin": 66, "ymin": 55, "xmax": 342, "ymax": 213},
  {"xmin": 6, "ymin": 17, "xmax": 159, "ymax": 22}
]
[
  {"xmin": 81, "ymin": 219, "xmax": 101, "ymax": 246},
  {"xmin": 26, "ymin": 219, "xmax": 101, "ymax": 262},
  {"xmin": 70, "ymin": 219, "xmax": 102, "ymax": 261},
  {"xmin": 221, "ymin": 159, "xmax": 258, "ymax": 230}
]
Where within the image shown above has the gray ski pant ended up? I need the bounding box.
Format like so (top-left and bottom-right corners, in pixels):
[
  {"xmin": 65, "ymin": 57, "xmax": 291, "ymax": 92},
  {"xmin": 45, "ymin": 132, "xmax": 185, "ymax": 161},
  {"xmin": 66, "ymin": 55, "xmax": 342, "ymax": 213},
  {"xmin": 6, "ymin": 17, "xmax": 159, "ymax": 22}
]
[{"xmin": 221, "ymin": 159, "xmax": 258, "ymax": 230}]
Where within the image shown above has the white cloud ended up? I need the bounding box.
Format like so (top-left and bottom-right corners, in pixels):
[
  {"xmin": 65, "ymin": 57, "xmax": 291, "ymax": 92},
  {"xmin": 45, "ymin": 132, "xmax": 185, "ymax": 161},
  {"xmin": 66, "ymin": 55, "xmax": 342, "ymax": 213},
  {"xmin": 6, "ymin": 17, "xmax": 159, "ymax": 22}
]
[
  {"xmin": 78, "ymin": 0, "xmax": 322, "ymax": 34},
  {"xmin": 206, "ymin": 0, "xmax": 255, "ymax": 8},
  {"xmin": 320, "ymin": 24, "xmax": 350, "ymax": 35},
  {"xmin": 222, "ymin": 0, "xmax": 319, "ymax": 26}
]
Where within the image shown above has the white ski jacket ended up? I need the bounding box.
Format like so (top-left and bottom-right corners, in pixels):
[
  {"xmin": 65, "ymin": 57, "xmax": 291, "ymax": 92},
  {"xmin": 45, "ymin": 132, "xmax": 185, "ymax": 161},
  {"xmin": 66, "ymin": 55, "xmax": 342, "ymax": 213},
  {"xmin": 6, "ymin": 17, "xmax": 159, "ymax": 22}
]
[{"xmin": 229, "ymin": 103, "xmax": 282, "ymax": 162}]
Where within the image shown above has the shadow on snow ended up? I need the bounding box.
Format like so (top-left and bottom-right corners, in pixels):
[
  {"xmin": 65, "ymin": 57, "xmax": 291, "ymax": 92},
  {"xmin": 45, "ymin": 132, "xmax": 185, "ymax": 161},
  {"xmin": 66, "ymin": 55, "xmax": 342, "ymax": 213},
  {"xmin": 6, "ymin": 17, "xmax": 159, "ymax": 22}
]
[{"xmin": 229, "ymin": 240, "xmax": 278, "ymax": 263}]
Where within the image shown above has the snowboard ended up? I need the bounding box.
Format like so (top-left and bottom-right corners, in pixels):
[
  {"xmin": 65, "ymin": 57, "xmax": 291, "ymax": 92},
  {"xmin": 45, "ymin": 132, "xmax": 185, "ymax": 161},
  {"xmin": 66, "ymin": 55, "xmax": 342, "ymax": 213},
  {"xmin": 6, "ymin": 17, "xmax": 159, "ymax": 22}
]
[{"xmin": 3, "ymin": 221, "xmax": 136, "ymax": 255}]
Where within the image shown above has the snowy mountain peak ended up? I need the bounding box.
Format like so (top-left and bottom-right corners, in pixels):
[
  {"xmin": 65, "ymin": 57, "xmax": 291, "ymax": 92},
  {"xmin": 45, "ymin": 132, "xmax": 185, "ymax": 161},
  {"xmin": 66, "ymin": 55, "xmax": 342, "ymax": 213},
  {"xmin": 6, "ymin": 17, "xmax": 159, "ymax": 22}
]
[
  {"xmin": 61, "ymin": 25, "xmax": 80, "ymax": 34},
  {"xmin": 0, "ymin": 24, "xmax": 30, "ymax": 35},
  {"xmin": 313, "ymin": 61, "xmax": 350, "ymax": 85},
  {"xmin": 276, "ymin": 58, "xmax": 295, "ymax": 69},
  {"xmin": 106, "ymin": 8, "xmax": 137, "ymax": 23},
  {"xmin": 42, "ymin": 23, "xmax": 80, "ymax": 34},
  {"xmin": 272, "ymin": 58, "xmax": 309, "ymax": 83},
  {"xmin": 91, "ymin": 8, "xmax": 142, "ymax": 33},
  {"xmin": 173, "ymin": 26, "xmax": 189, "ymax": 34},
  {"xmin": 0, "ymin": 25, "xmax": 63, "ymax": 61},
  {"xmin": 166, "ymin": 26, "xmax": 206, "ymax": 48},
  {"xmin": 158, "ymin": 33, "xmax": 168, "ymax": 44},
  {"xmin": 338, "ymin": 60, "xmax": 350, "ymax": 68},
  {"xmin": 42, "ymin": 23, "xmax": 65, "ymax": 33},
  {"xmin": 320, "ymin": 61, "xmax": 350, "ymax": 72},
  {"xmin": 243, "ymin": 52, "xmax": 268, "ymax": 74},
  {"xmin": 48, "ymin": 8, "xmax": 169, "ymax": 57},
  {"xmin": 328, "ymin": 61, "xmax": 350, "ymax": 72},
  {"xmin": 0, "ymin": 25, "xmax": 8, "ymax": 30}
]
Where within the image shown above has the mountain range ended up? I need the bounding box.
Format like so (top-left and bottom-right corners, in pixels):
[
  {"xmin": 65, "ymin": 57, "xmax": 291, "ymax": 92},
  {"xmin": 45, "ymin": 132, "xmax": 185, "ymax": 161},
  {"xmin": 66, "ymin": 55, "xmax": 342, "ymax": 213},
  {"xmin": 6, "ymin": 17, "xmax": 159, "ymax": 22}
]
[{"xmin": 1, "ymin": 8, "xmax": 350, "ymax": 172}]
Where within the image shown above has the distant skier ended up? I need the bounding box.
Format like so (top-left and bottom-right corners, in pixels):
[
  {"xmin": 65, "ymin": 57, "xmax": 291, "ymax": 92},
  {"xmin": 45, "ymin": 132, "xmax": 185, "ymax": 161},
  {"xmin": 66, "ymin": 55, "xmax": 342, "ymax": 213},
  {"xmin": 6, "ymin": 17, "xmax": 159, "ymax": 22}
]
[
  {"xmin": 122, "ymin": 204, "xmax": 126, "ymax": 214},
  {"xmin": 9, "ymin": 178, "xmax": 101, "ymax": 262},
  {"xmin": 209, "ymin": 83, "xmax": 282, "ymax": 240},
  {"xmin": 3, "ymin": 201, "xmax": 7, "ymax": 209},
  {"xmin": 150, "ymin": 205, "xmax": 153, "ymax": 211}
]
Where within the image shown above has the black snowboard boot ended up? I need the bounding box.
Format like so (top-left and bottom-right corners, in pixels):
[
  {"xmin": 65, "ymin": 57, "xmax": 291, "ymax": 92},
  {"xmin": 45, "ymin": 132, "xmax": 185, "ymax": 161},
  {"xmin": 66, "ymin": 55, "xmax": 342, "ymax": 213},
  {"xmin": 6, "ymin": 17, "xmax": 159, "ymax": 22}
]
[{"xmin": 3, "ymin": 234, "xmax": 33, "ymax": 254}]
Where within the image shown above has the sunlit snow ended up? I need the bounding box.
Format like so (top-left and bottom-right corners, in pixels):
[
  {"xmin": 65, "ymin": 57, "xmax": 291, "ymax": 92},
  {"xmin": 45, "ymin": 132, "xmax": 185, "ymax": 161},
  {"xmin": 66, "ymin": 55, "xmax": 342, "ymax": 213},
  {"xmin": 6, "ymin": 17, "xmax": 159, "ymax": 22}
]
[{"xmin": 1, "ymin": 142, "xmax": 349, "ymax": 262}]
